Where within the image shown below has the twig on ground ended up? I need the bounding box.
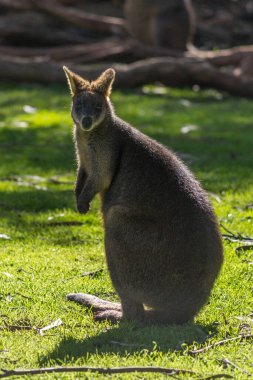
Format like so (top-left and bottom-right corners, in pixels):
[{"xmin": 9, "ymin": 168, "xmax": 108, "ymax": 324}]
[
  {"xmin": 188, "ymin": 334, "xmax": 253, "ymax": 355},
  {"xmin": 109, "ymin": 341, "xmax": 146, "ymax": 347},
  {"xmin": 1, "ymin": 324, "xmax": 34, "ymax": 332},
  {"xmin": 0, "ymin": 202, "xmax": 20, "ymax": 212},
  {"xmin": 221, "ymin": 357, "xmax": 251, "ymax": 376},
  {"xmin": 223, "ymin": 235, "xmax": 253, "ymax": 243},
  {"xmin": 235, "ymin": 245, "xmax": 253, "ymax": 254},
  {"xmin": 220, "ymin": 224, "xmax": 238, "ymax": 236},
  {"xmin": 0, "ymin": 358, "xmax": 20, "ymax": 364},
  {"xmin": 47, "ymin": 221, "xmax": 84, "ymax": 227},
  {"xmin": 80, "ymin": 269, "xmax": 103, "ymax": 278},
  {"xmin": 15, "ymin": 292, "xmax": 32, "ymax": 300},
  {"xmin": 202, "ymin": 375, "xmax": 234, "ymax": 379},
  {"xmin": 220, "ymin": 224, "xmax": 253, "ymax": 243},
  {"xmin": 0, "ymin": 366, "xmax": 196, "ymax": 378},
  {"xmin": 65, "ymin": 269, "xmax": 103, "ymax": 281},
  {"xmin": 47, "ymin": 177, "xmax": 72, "ymax": 185}
]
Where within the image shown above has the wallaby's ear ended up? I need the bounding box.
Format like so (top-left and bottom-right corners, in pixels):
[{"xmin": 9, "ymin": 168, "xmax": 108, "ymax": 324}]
[
  {"xmin": 92, "ymin": 68, "xmax": 115, "ymax": 97},
  {"xmin": 63, "ymin": 66, "xmax": 90, "ymax": 96}
]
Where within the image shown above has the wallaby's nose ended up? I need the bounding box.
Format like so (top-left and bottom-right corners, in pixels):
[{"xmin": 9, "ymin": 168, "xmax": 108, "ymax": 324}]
[{"xmin": 81, "ymin": 116, "xmax": 93, "ymax": 130}]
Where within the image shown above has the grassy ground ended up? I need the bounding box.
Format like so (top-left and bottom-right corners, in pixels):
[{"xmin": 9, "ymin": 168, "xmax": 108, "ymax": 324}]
[{"xmin": 0, "ymin": 82, "xmax": 252, "ymax": 379}]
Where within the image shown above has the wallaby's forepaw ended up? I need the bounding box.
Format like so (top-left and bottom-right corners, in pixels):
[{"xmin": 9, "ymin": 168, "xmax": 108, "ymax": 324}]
[
  {"xmin": 94, "ymin": 309, "xmax": 122, "ymax": 324},
  {"xmin": 77, "ymin": 201, "xmax": 90, "ymax": 214}
]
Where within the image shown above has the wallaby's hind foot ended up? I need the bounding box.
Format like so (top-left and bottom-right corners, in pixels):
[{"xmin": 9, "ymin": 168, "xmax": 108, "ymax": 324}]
[
  {"xmin": 144, "ymin": 309, "xmax": 194, "ymax": 325},
  {"xmin": 93, "ymin": 304, "xmax": 190, "ymax": 326},
  {"xmin": 94, "ymin": 309, "xmax": 122, "ymax": 323},
  {"xmin": 66, "ymin": 293, "xmax": 145, "ymax": 324},
  {"xmin": 66, "ymin": 293, "xmax": 121, "ymax": 311}
]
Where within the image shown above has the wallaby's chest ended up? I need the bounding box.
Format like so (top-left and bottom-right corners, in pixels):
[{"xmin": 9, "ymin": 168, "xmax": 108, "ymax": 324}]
[
  {"xmin": 75, "ymin": 135, "xmax": 92, "ymax": 173},
  {"xmin": 75, "ymin": 126, "xmax": 114, "ymax": 192}
]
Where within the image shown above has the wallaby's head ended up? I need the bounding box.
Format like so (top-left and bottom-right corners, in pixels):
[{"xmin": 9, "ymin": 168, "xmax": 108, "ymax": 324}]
[{"xmin": 63, "ymin": 66, "xmax": 115, "ymax": 132}]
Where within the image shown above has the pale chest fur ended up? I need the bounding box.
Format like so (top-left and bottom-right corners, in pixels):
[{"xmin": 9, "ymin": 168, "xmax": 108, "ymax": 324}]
[
  {"xmin": 74, "ymin": 125, "xmax": 92, "ymax": 174},
  {"xmin": 74, "ymin": 124, "xmax": 115, "ymax": 193}
]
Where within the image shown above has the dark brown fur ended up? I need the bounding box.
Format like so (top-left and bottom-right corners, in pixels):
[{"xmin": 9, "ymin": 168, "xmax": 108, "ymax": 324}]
[{"xmin": 63, "ymin": 66, "xmax": 223, "ymax": 325}]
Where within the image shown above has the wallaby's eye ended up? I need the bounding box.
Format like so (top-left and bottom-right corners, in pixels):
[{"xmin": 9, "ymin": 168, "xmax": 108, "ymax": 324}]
[{"xmin": 95, "ymin": 104, "xmax": 102, "ymax": 111}]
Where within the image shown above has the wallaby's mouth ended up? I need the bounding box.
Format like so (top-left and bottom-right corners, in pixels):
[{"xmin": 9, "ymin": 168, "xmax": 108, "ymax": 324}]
[{"xmin": 81, "ymin": 116, "xmax": 93, "ymax": 130}]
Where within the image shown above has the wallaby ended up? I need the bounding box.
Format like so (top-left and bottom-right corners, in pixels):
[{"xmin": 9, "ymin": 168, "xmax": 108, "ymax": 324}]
[
  {"xmin": 124, "ymin": 0, "xmax": 196, "ymax": 50},
  {"xmin": 63, "ymin": 66, "xmax": 223, "ymax": 325}
]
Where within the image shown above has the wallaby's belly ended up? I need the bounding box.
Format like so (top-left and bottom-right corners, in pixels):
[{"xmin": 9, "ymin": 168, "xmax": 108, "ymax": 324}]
[{"xmin": 103, "ymin": 204, "xmax": 222, "ymax": 309}]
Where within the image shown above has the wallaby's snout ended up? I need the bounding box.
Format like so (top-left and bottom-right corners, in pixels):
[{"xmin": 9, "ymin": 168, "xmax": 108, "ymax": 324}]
[
  {"xmin": 71, "ymin": 92, "xmax": 107, "ymax": 132},
  {"xmin": 81, "ymin": 116, "xmax": 93, "ymax": 130}
]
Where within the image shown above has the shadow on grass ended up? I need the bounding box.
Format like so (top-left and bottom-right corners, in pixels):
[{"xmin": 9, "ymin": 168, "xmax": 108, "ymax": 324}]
[
  {"xmin": 0, "ymin": 126, "xmax": 74, "ymax": 176},
  {"xmin": 0, "ymin": 103, "xmax": 252, "ymax": 194},
  {"xmin": 0, "ymin": 189, "xmax": 75, "ymax": 213},
  {"xmin": 39, "ymin": 321, "xmax": 218, "ymax": 365}
]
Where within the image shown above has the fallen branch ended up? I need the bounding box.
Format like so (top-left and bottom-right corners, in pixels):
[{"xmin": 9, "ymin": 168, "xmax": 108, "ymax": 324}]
[
  {"xmin": 0, "ymin": 0, "xmax": 32, "ymax": 10},
  {"xmin": 188, "ymin": 334, "xmax": 253, "ymax": 355},
  {"xmin": 2, "ymin": 56, "xmax": 253, "ymax": 98},
  {"xmin": 0, "ymin": 38, "xmax": 123, "ymax": 61},
  {"xmin": 32, "ymin": 0, "xmax": 125, "ymax": 35},
  {"xmin": 190, "ymin": 45, "xmax": 253, "ymax": 65},
  {"xmin": 189, "ymin": 45, "xmax": 253, "ymax": 77},
  {"xmin": 0, "ymin": 38, "xmax": 181, "ymax": 65},
  {"xmin": 0, "ymin": 0, "xmax": 80, "ymax": 10},
  {"xmin": 0, "ymin": 366, "xmax": 196, "ymax": 378},
  {"xmin": 0, "ymin": 11, "xmax": 86, "ymax": 46},
  {"xmin": 4, "ymin": 38, "xmax": 253, "ymax": 66}
]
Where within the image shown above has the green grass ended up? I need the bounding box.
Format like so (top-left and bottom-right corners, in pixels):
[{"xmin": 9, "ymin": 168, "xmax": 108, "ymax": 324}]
[{"xmin": 0, "ymin": 83, "xmax": 252, "ymax": 379}]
